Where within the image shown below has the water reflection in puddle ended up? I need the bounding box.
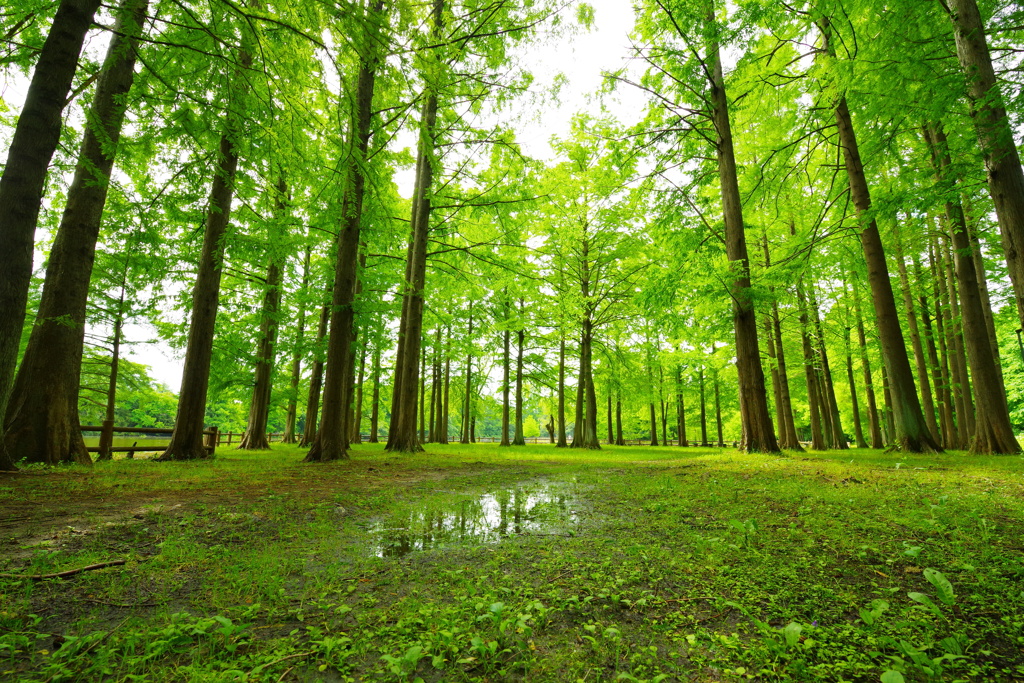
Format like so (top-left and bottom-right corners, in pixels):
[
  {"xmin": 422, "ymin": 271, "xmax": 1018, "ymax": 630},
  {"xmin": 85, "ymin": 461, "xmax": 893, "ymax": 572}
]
[{"xmin": 370, "ymin": 481, "xmax": 582, "ymax": 557}]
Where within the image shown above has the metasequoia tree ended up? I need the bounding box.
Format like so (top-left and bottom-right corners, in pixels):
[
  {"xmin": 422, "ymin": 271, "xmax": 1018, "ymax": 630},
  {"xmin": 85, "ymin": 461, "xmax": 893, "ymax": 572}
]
[
  {"xmin": 0, "ymin": 0, "xmax": 104, "ymax": 469},
  {"xmin": 306, "ymin": 0, "xmax": 387, "ymax": 462},
  {"xmin": 636, "ymin": 0, "xmax": 779, "ymax": 452},
  {"xmin": 814, "ymin": 12, "xmax": 940, "ymax": 452},
  {"xmin": 160, "ymin": 20, "xmax": 256, "ymax": 460},
  {"xmin": 3, "ymin": 0, "xmax": 148, "ymax": 466}
]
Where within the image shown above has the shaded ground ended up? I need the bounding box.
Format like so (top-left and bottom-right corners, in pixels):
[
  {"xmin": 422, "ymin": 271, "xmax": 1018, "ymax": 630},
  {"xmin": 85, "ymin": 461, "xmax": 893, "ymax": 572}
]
[{"xmin": 1, "ymin": 444, "xmax": 1023, "ymax": 681}]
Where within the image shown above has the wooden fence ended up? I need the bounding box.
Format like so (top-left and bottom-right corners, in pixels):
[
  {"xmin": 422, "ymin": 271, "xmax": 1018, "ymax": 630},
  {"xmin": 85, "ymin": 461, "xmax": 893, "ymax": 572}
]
[{"xmin": 81, "ymin": 422, "xmax": 218, "ymax": 458}]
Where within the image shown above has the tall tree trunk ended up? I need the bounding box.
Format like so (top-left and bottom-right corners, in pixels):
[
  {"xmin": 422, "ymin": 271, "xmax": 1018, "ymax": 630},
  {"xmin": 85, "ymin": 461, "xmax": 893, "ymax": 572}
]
[
  {"xmin": 385, "ymin": 0, "xmax": 442, "ymax": 454},
  {"xmin": 304, "ymin": 2, "xmax": 383, "ymax": 461},
  {"xmin": 428, "ymin": 328, "xmax": 439, "ymax": 443},
  {"xmin": 0, "ymin": 0, "xmax": 104, "ymax": 470},
  {"xmin": 930, "ymin": 243, "xmax": 960, "ymax": 448},
  {"xmin": 460, "ymin": 305, "xmax": 473, "ymax": 444},
  {"xmin": 827, "ymin": 61, "xmax": 940, "ymax": 450},
  {"xmin": 845, "ymin": 331, "xmax": 868, "ymax": 448},
  {"xmin": 853, "ymin": 276, "xmax": 884, "ymax": 448},
  {"xmin": 571, "ymin": 319, "xmax": 601, "ymax": 449},
  {"xmin": 607, "ymin": 391, "xmax": 613, "ymax": 444},
  {"xmin": 649, "ymin": 402, "xmax": 659, "ymax": 446},
  {"xmin": 512, "ymin": 327, "xmax": 526, "ymax": 445},
  {"xmin": 935, "ymin": 238, "xmax": 968, "ymax": 448},
  {"xmin": 500, "ymin": 328, "xmax": 510, "ymax": 447},
  {"xmin": 880, "ymin": 365, "xmax": 896, "ymax": 444},
  {"xmin": 771, "ymin": 300, "xmax": 803, "ymax": 450},
  {"xmin": 615, "ymin": 393, "xmax": 624, "ymax": 445},
  {"xmin": 97, "ymin": 286, "xmax": 126, "ymax": 461},
  {"xmin": 943, "ymin": 235, "xmax": 976, "ymax": 438},
  {"xmin": 556, "ymin": 336, "xmax": 568, "ymax": 447},
  {"xmin": 707, "ymin": 27, "xmax": 778, "ymax": 452},
  {"xmin": 713, "ymin": 371, "xmax": 724, "ymax": 447},
  {"xmin": 915, "ymin": 254, "xmax": 955, "ymax": 448},
  {"xmin": 282, "ymin": 247, "xmax": 311, "ymax": 444},
  {"xmin": 798, "ymin": 282, "xmax": 827, "ymax": 450},
  {"xmin": 238, "ymin": 255, "xmax": 284, "ymax": 450},
  {"xmin": 948, "ymin": 0, "xmax": 1024, "ymax": 331},
  {"xmin": 352, "ymin": 348, "xmax": 366, "ymax": 443},
  {"xmin": 893, "ymin": 225, "xmax": 940, "ymax": 443},
  {"xmin": 3, "ymin": 0, "xmax": 146, "ymax": 467},
  {"xmin": 161, "ymin": 46, "xmax": 254, "ymax": 461},
  {"xmin": 440, "ymin": 337, "xmax": 450, "ymax": 444},
  {"xmin": 926, "ymin": 123, "xmax": 1018, "ymax": 453},
  {"xmin": 965, "ymin": 208, "xmax": 1004, "ymax": 389},
  {"xmin": 699, "ymin": 368, "xmax": 709, "ymax": 446},
  {"xmin": 810, "ymin": 289, "xmax": 847, "ymax": 449},
  {"xmin": 419, "ymin": 343, "xmax": 427, "ymax": 444},
  {"xmin": 676, "ymin": 366, "xmax": 688, "ymax": 446},
  {"xmin": 300, "ymin": 304, "xmax": 330, "ymax": 447},
  {"xmin": 369, "ymin": 346, "xmax": 381, "ymax": 443}
]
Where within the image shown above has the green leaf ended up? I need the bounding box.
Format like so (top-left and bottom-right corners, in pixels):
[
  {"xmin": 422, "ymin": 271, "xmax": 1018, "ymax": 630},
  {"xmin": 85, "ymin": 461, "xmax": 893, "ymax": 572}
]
[
  {"xmin": 880, "ymin": 671, "xmax": 905, "ymax": 683},
  {"xmin": 924, "ymin": 568, "xmax": 955, "ymax": 605}
]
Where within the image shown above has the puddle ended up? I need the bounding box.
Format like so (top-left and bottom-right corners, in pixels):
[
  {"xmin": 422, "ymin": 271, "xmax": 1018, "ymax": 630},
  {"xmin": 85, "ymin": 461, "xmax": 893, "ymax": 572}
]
[{"xmin": 369, "ymin": 481, "xmax": 583, "ymax": 557}]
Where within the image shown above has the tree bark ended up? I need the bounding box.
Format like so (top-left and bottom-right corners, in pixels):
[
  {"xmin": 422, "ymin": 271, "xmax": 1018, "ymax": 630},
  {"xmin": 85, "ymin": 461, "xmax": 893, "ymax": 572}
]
[
  {"xmin": 304, "ymin": 2, "xmax": 383, "ymax": 461},
  {"xmin": 571, "ymin": 319, "xmax": 601, "ymax": 449},
  {"xmin": 3, "ymin": 0, "xmax": 146, "ymax": 467},
  {"xmin": 713, "ymin": 371, "xmax": 724, "ymax": 447},
  {"xmin": 810, "ymin": 289, "xmax": 847, "ymax": 449},
  {"xmin": 771, "ymin": 301, "xmax": 803, "ymax": 450},
  {"xmin": 299, "ymin": 304, "xmax": 329, "ymax": 448},
  {"xmin": 930, "ymin": 242, "xmax": 960, "ymax": 448},
  {"xmin": 707, "ymin": 28, "xmax": 778, "ymax": 453},
  {"xmin": 500, "ymin": 328, "xmax": 510, "ymax": 447},
  {"xmin": 943, "ymin": 235, "xmax": 976, "ymax": 439},
  {"xmin": 97, "ymin": 285, "xmax": 126, "ymax": 461},
  {"xmin": 947, "ymin": 0, "xmax": 1024, "ymax": 331},
  {"xmin": 460, "ymin": 305, "xmax": 473, "ymax": 444},
  {"xmin": 699, "ymin": 367, "xmax": 709, "ymax": 447},
  {"xmin": 512, "ymin": 327, "xmax": 525, "ymax": 445},
  {"xmin": 935, "ymin": 238, "xmax": 968, "ymax": 448},
  {"xmin": 440, "ymin": 337, "xmax": 450, "ymax": 444},
  {"xmin": 238, "ymin": 256, "xmax": 283, "ymax": 450},
  {"xmin": 369, "ymin": 345, "xmax": 381, "ymax": 443},
  {"xmin": 797, "ymin": 281, "xmax": 826, "ymax": 450},
  {"xmin": 607, "ymin": 390, "xmax": 613, "ymax": 444},
  {"xmin": 385, "ymin": 0, "xmax": 442, "ymax": 454},
  {"xmin": 282, "ymin": 247, "xmax": 311, "ymax": 444},
  {"xmin": 914, "ymin": 254, "xmax": 955, "ymax": 448},
  {"xmin": 852, "ymin": 276, "xmax": 884, "ymax": 448},
  {"xmin": 352, "ymin": 347, "xmax": 366, "ymax": 443},
  {"xmin": 556, "ymin": 336, "xmax": 568, "ymax": 447},
  {"xmin": 161, "ymin": 48, "xmax": 253, "ymax": 461},
  {"xmin": 925, "ymin": 123, "xmax": 1019, "ymax": 453},
  {"xmin": 615, "ymin": 393, "xmax": 624, "ymax": 445},
  {"xmin": 830, "ymin": 85, "xmax": 940, "ymax": 451},
  {"xmin": 0, "ymin": 0, "xmax": 103, "ymax": 469},
  {"xmin": 893, "ymin": 226, "xmax": 940, "ymax": 443},
  {"xmin": 649, "ymin": 402, "xmax": 659, "ymax": 446},
  {"xmin": 676, "ymin": 366, "xmax": 687, "ymax": 446}
]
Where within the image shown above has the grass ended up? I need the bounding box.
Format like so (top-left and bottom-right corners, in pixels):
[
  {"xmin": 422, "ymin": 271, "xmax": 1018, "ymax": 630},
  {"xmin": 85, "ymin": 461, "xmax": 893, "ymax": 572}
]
[{"xmin": 1, "ymin": 443, "xmax": 1023, "ymax": 681}]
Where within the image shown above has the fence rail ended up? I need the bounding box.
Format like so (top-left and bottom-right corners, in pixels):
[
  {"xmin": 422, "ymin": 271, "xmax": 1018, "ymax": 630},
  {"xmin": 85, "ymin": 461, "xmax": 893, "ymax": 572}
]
[{"xmin": 82, "ymin": 422, "xmax": 218, "ymax": 457}]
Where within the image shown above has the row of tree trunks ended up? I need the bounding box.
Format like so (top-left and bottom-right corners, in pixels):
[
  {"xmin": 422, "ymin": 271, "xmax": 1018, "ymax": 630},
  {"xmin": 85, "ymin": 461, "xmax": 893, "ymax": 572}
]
[
  {"xmin": 282, "ymin": 247, "xmax": 311, "ymax": 444},
  {"xmin": 821, "ymin": 11, "xmax": 940, "ymax": 453},
  {"xmin": 3, "ymin": 0, "xmax": 147, "ymax": 467},
  {"xmin": 238, "ymin": 252, "xmax": 284, "ymax": 450}
]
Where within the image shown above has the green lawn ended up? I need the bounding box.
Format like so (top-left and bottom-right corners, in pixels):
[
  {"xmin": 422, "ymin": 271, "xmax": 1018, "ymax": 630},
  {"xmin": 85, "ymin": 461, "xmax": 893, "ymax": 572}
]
[{"xmin": 1, "ymin": 444, "xmax": 1022, "ymax": 681}]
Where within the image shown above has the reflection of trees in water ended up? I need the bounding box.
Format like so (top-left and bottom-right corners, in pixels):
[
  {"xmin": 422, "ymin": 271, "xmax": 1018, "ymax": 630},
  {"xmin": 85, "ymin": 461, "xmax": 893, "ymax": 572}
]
[{"xmin": 374, "ymin": 486, "xmax": 577, "ymax": 557}]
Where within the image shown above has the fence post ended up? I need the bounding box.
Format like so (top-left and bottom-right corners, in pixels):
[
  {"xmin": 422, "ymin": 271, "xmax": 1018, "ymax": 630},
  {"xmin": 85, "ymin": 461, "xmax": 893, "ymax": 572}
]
[
  {"xmin": 204, "ymin": 426, "xmax": 218, "ymax": 456},
  {"xmin": 98, "ymin": 419, "xmax": 115, "ymax": 460}
]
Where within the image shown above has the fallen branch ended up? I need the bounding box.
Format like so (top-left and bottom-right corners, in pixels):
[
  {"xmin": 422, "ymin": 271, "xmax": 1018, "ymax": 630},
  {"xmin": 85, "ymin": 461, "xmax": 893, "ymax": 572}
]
[
  {"xmin": 249, "ymin": 650, "xmax": 315, "ymax": 676},
  {"xmin": 83, "ymin": 598, "xmax": 162, "ymax": 608},
  {"xmin": 0, "ymin": 560, "xmax": 127, "ymax": 581}
]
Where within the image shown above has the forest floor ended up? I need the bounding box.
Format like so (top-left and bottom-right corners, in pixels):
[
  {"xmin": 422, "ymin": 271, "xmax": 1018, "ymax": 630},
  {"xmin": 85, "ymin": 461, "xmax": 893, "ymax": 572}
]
[{"xmin": 0, "ymin": 444, "xmax": 1023, "ymax": 682}]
